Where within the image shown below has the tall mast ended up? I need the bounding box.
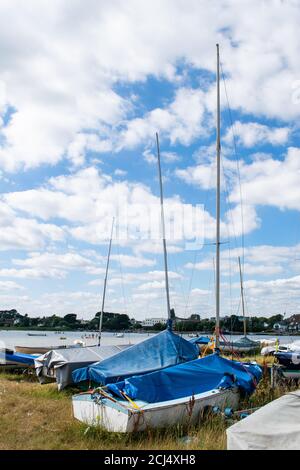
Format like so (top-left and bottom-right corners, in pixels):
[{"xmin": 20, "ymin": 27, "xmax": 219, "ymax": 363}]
[
  {"xmin": 98, "ymin": 217, "xmax": 115, "ymax": 346},
  {"xmin": 238, "ymin": 256, "xmax": 247, "ymax": 337},
  {"xmin": 215, "ymin": 43, "xmax": 221, "ymax": 350},
  {"xmin": 156, "ymin": 132, "xmax": 172, "ymax": 330}
]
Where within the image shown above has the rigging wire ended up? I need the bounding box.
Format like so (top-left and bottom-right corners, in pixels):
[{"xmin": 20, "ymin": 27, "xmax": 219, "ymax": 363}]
[
  {"xmin": 116, "ymin": 243, "xmax": 129, "ymax": 318},
  {"xmin": 220, "ymin": 61, "xmax": 245, "ymax": 270}
]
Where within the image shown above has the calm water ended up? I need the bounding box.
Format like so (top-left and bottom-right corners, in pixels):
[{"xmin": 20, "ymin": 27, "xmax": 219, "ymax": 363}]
[{"xmin": 0, "ymin": 329, "xmax": 297, "ymax": 350}]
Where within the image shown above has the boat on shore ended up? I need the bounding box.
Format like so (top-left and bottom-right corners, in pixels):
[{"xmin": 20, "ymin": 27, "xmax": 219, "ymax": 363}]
[
  {"xmin": 227, "ymin": 389, "xmax": 300, "ymax": 450},
  {"xmin": 0, "ymin": 347, "xmax": 37, "ymax": 368},
  {"xmin": 219, "ymin": 336, "xmax": 260, "ymax": 354},
  {"xmin": 35, "ymin": 344, "xmax": 131, "ymax": 390},
  {"xmin": 15, "ymin": 344, "xmax": 82, "ymax": 355},
  {"xmin": 73, "ymin": 353, "xmax": 261, "ymax": 432},
  {"xmin": 219, "ymin": 258, "xmax": 260, "ymax": 355}
]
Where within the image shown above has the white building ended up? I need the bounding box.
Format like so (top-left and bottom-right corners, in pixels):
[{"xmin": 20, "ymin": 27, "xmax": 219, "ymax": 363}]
[{"xmin": 141, "ymin": 317, "xmax": 167, "ymax": 327}]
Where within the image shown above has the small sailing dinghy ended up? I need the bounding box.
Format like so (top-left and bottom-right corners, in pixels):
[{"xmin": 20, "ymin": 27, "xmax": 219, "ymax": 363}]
[
  {"xmin": 72, "ymin": 353, "xmax": 261, "ymax": 432},
  {"xmin": 227, "ymin": 389, "xmax": 300, "ymax": 450},
  {"xmin": 72, "ymin": 329, "xmax": 198, "ymax": 386},
  {"xmin": 274, "ymin": 349, "xmax": 300, "ymax": 379},
  {"xmin": 35, "ymin": 344, "xmax": 131, "ymax": 390},
  {"xmin": 0, "ymin": 348, "xmax": 37, "ymax": 368}
]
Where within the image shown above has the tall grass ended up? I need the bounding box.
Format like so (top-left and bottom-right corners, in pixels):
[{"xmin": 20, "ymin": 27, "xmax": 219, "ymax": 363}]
[{"xmin": 0, "ymin": 355, "xmax": 298, "ymax": 450}]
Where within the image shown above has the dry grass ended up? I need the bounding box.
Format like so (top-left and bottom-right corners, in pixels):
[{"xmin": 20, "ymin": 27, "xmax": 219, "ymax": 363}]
[
  {"xmin": 0, "ymin": 358, "xmax": 297, "ymax": 450},
  {"xmin": 0, "ymin": 372, "xmax": 227, "ymax": 450}
]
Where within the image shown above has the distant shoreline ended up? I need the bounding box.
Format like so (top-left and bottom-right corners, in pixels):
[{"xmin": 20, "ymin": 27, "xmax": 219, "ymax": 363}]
[{"xmin": 0, "ymin": 327, "xmax": 299, "ymax": 336}]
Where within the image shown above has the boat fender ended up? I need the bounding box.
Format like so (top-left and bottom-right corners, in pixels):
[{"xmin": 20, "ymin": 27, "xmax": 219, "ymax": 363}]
[{"xmin": 224, "ymin": 407, "xmax": 233, "ymax": 418}]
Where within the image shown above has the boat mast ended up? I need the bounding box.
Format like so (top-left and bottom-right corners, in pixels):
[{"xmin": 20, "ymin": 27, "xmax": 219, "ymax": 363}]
[
  {"xmin": 238, "ymin": 256, "xmax": 247, "ymax": 337},
  {"xmin": 215, "ymin": 43, "xmax": 221, "ymax": 351},
  {"xmin": 98, "ymin": 217, "xmax": 115, "ymax": 346},
  {"xmin": 156, "ymin": 132, "xmax": 172, "ymax": 330}
]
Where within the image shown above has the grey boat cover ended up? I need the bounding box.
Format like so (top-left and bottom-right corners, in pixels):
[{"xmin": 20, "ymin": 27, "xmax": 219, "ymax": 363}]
[
  {"xmin": 227, "ymin": 390, "xmax": 300, "ymax": 450},
  {"xmin": 35, "ymin": 344, "xmax": 130, "ymax": 390}
]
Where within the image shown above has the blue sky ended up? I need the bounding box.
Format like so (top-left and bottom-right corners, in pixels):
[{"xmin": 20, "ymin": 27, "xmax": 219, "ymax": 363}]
[{"xmin": 0, "ymin": 0, "xmax": 300, "ymax": 320}]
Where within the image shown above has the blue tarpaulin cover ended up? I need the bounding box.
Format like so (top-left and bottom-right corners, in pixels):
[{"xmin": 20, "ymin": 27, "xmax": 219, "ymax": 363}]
[
  {"xmin": 189, "ymin": 336, "xmax": 210, "ymax": 345},
  {"xmin": 107, "ymin": 353, "xmax": 262, "ymax": 403},
  {"xmin": 72, "ymin": 329, "xmax": 199, "ymax": 385}
]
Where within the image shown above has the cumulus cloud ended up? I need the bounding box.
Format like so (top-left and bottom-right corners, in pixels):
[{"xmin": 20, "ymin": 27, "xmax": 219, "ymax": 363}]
[
  {"xmin": 224, "ymin": 121, "xmax": 291, "ymax": 148},
  {"xmin": 1, "ymin": 1, "xmax": 300, "ymax": 172}
]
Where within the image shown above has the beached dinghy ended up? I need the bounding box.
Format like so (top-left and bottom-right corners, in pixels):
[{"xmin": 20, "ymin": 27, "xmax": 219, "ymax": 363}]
[
  {"xmin": 227, "ymin": 389, "xmax": 300, "ymax": 450},
  {"xmin": 35, "ymin": 344, "xmax": 131, "ymax": 390},
  {"xmin": 0, "ymin": 348, "xmax": 37, "ymax": 368},
  {"xmin": 274, "ymin": 350, "xmax": 300, "ymax": 379},
  {"xmin": 72, "ymin": 354, "xmax": 261, "ymax": 432},
  {"xmin": 219, "ymin": 336, "xmax": 260, "ymax": 354},
  {"xmin": 15, "ymin": 344, "xmax": 80, "ymax": 355},
  {"xmin": 72, "ymin": 329, "xmax": 198, "ymax": 386}
]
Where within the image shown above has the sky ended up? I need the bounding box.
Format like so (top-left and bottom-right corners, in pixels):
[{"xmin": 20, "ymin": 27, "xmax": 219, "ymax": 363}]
[{"xmin": 1, "ymin": 0, "xmax": 300, "ymax": 321}]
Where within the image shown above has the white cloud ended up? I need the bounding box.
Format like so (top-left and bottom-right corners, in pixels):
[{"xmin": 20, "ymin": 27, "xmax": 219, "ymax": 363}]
[
  {"xmin": 224, "ymin": 121, "xmax": 291, "ymax": 148},
  {"xmin": 118, "ymin": 87, "xmax": 207, "ymax": 150},
  {"xmin": 0, "ymin": 0, "xmax": 300, "ymax": 173},
  {"xmin": 0, "ymin": 201, "xmax": 64, "ymax": 251},
  {"xmin": 229, "ymin": 147, "xmax": 300, "ymax": 211},
  {"xmin": 110, "ymin": 254, "xmax": 155, "ymax": 268},
  {"xmin": 0, "ymin": 280, "xmax": 24, "ymax": 291}
]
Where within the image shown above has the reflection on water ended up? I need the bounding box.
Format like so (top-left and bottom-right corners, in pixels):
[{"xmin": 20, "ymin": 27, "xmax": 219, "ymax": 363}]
[{"xmin": 0, "ymin": 329, "xmax": 296, "ymax": 350}]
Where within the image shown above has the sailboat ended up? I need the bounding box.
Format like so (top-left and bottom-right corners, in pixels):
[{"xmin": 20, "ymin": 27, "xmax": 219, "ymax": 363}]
[
  {"xmin": 72, "ymin": 45, "xmax": 262, "ymax": 431},
  {"xmin": 219, "ymin": 257, "xmax": 260, "ymax": 354},
  {"xmin": 34, "ymin": 219, "xmax": 132, "ymax": 390}
]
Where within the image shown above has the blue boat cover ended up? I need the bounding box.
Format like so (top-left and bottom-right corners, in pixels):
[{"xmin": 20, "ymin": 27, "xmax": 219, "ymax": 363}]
[
  {"xmin": 72, "ymin": 329, "xmax": 199, "ymax": 385},
  {"xmin": 189, "ymin": 336, "xmax": 210, "ymax": 345},
  {"xmin": 107, "ymin": 353, "xmax": 262, "ymax": 403},
  {"xmin": 0, "ymin": 350, "xmax": 36, "ymax": 366}
]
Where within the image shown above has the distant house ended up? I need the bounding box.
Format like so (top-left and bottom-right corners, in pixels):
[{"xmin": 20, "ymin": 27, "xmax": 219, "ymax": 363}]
[
  {"xmin": 141, "ymin": 317, "xmax": 167, "ymax": 327},
  {"xmin": 273, "ymin": 322, "xmax": 287, "ymax": 331},
  {"xmin": 287, "ymin": 314, "xmax": 300, "ymax": 331}
]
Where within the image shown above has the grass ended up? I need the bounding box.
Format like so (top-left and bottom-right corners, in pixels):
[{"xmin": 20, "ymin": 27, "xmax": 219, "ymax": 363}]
[{"xmin": 0, "ymin": 357, "xmax": 298, "ymax": 450}]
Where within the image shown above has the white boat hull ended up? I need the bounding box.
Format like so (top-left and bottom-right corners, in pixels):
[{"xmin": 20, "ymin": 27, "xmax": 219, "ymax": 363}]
[{"xmin": 72, "ymin": 388, "xmax": 239, "ymax": 433}]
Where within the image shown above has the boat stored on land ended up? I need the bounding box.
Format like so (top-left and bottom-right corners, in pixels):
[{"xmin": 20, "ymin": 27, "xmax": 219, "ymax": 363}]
[
  {"xmin": 35, "ymin": 344, "xmax": 131, "ymax": 390},
  {"xmin": 220, "ymin": 336, "xmax": 260, "ymax": 354},
  {"xmin": 73, "ymin": 353, "xmax": 261, "ymax": 432},
  {"xmin": 15, "ymin": 344, "xmax": 83, "ymax": 355},
  {"xmin": 227, "ymin": 389, "xmax": 300, "ymax": 450},
  {"xmin": 72, "ymin": 329, "xmax": 199, "ymax": 386},
  {"xmin": 0, "ymin": 348, "xmax": 37, "ymax": 368}
]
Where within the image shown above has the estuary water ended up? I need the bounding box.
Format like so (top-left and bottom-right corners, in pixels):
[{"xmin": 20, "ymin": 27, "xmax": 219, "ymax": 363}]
[{"xmin": 0, "ymin": 329, "xmax": 297, "ymax": 350}]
